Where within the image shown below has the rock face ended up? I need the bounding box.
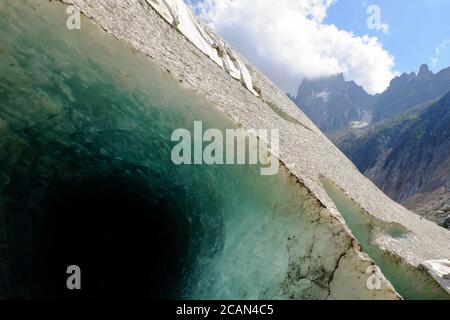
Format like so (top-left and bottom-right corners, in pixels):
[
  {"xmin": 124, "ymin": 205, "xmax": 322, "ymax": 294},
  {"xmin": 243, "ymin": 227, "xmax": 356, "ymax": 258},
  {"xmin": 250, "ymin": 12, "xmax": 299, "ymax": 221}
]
[
  {"xmin": 371, "ymin": 64, "xmax": 450, "ymax": 123},
  {"xmin": 292, "ymin": 74, "xmax": 375, "ymax": 133},
  {"xmin": 331, "ymin": 93, "xmax": 450, "ymax": 225},
  {"xmin": 0, "ymin": 0, "xmax": 449, "ymax": 299},
  {"xmin": 292, "ymin": 65, "xmax": 450, "ymax": 133},
  {"xmin": 444, "ymin": 217, "xmax": 450, "ymax": 230}
]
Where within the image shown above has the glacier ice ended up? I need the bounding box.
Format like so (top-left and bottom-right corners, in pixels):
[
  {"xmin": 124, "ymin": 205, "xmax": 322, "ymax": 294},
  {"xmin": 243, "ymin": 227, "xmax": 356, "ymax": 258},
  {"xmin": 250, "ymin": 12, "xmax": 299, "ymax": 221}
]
[
  {"xmin": 0, "ymin": 0, "xmax": 357, "ymax": 299},
  {"xmin": 3, "ymin": 0, "xmax": 446, "ymax": 300}
]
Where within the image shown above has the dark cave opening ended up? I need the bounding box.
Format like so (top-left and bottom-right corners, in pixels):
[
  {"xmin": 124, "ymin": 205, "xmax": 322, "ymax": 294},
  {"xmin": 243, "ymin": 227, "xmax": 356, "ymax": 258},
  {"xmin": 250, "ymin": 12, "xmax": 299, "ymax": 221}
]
[{"xmin": 32, "ymin": 175, "xmax": 192, "ymax": 299}]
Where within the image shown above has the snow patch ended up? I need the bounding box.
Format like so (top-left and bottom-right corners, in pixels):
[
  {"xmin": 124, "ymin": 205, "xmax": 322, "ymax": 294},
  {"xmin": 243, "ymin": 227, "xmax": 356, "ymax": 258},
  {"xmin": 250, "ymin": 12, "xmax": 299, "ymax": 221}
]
[
  {"xmin": 350, "ymin": 120, "xmax": 369, "ymax": 129},
  {"xmin": 146, "ymin": 0, "xmax": 258, "ymax": 96},
  {"xmin": 421, "ymin": 260, "xmax": 450, "ymax": 294},
  {"xmin": 314, "ymin": 90, "xmax": 330, "ymax": 102}
]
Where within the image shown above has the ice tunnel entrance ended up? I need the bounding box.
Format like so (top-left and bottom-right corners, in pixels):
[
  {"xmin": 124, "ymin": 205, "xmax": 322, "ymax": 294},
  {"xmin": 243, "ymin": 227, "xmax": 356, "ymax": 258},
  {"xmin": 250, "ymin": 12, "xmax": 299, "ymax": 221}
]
[
  {"xmin": 0, "ymin": 0, "xmax": 370, "ymax": 299},
  {"xmin": 37, "ymin": 175, "xmax": 194, "ymax": 299},
  {"xmin": 320, "ymin": 176, "xmax": 450, "ymax": 300}
]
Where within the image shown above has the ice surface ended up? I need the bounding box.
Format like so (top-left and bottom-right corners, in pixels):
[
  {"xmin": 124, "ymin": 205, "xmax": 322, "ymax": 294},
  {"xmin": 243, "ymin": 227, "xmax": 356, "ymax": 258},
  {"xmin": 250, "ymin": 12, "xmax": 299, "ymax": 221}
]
[
  {"xmin": 0, "ymin": 0, "xmax": 351, "ymax": 299},
  {"xmin": 421, "ymin": 260, "xmax": 450, "ymax": 294}
]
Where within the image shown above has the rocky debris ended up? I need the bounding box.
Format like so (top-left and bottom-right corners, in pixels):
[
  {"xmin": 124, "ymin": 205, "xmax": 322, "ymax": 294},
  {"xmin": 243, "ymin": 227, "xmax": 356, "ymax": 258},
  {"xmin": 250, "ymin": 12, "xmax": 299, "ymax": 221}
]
[
  {"xmin": 443, "ymin": 216, "xmax": 450, "ymax": 230},
  {"xmin": 145, "ymin": 0, "xmax": 259, "ymax": 96}
]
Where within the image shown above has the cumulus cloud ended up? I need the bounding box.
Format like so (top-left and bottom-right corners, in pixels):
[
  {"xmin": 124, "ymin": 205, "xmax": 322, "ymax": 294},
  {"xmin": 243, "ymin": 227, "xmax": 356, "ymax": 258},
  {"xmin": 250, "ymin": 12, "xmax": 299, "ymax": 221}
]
[{"xmin": 189, "ymin": 0, "xmax": 396, "ymax": 94}]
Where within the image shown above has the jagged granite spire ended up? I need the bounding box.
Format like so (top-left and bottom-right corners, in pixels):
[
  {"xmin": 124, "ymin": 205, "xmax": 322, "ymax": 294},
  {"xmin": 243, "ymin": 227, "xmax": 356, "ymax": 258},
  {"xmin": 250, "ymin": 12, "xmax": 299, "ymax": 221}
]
[
  {"xmin": 418, "ymin": 64, "xmax": 433, "ymax": 78},
  {"xmin": 293, "ymin": 74, "xmax": 374, "ymax": 132}
]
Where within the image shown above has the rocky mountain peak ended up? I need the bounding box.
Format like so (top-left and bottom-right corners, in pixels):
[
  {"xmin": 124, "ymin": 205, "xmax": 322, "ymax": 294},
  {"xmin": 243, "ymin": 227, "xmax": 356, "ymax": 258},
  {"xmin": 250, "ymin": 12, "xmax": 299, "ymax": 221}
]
[
  {"xmin": 418, "ymin": 64, "xmax": 433, "ymax": 79},
  {"xmin": 372, "ymin": 64, "xmax": 450, "ymax": 122},
  {"xmin": 293, "ymin": 74, "xmax": 374, "ymax": 132}
]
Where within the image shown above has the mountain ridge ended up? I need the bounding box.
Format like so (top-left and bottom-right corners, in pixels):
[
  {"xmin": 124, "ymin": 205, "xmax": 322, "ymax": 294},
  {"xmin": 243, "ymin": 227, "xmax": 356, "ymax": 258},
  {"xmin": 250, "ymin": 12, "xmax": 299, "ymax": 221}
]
[
  {"xmin": 290, "ymin": 64, "xmax": 450, "ymax": 133},
  {"xmin": 331, "ymin": 92, "xmax": 450, "ymax": 226},
  {"xmin": 292, "ymin": 73, "xmax": 375, "ymax": 132}
]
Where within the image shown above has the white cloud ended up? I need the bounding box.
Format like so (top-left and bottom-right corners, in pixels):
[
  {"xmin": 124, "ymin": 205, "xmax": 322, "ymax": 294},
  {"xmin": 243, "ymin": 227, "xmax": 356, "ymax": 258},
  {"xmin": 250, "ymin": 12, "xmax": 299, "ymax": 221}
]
[
  {"xmin": 436, "ymin": 38, "xmax": 450, "ymax": 55},
  {"xmin": 431, "ymin": 57, "xmax": 439, "ymax": 67},
  {"xmin": 431, "ymin": 38, "xmax": 449, "ymax": 67},
  {"xmin": 379, "ymin": 23, "xmax": 390, "ymax": 34},
  {"xmin": 190, "ymin": 0, "xmax": 396, "ymax": 94},
  {"xmin": 366, "ymin": 4, "xmax": 389, "ymax": 34}
]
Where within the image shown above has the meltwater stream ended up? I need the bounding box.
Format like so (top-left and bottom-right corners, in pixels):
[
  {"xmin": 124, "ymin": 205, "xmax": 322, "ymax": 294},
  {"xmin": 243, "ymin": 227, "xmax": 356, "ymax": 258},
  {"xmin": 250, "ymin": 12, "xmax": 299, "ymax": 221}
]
[
  {"xmin": 0, "ymin": 0, "xmax": 334, "ymax": 299},
  {"xmin": 320, "ymin": 177, "xmax": 450, "ymax": 300}
]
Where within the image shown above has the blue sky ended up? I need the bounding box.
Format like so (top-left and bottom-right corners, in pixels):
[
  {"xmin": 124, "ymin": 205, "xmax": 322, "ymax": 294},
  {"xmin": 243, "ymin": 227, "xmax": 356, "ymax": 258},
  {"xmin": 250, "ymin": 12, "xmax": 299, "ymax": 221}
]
[
  {"xmin": 189, "ymin": 0, "xmax": 450, "ymax": 94},
  {"xmin": 325, "ymin": 0, "xmax": 450, "ymax": 74}
]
